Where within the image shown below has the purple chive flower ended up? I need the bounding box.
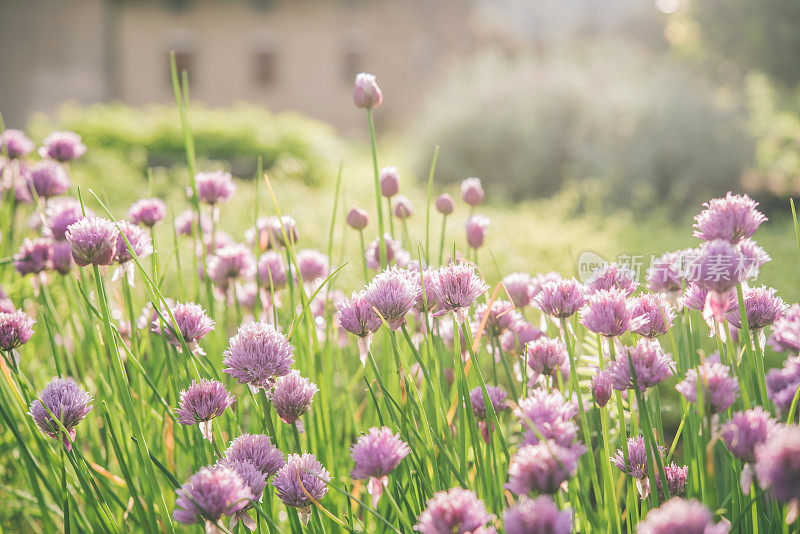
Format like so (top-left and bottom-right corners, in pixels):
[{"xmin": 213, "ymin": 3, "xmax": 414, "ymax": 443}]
[
  {"xmin": 28, "ymin": 377, "xmax": 92, "ymax": 450},
  {"xmin": 461, "ymin": 177, "xmax": 485, "ymax": 207},
  {"xmin": 534, "ymin": 278, "xmax": 586, "ymax": 319},
  {"xmin": 338, "ymin": 291, "xmax": 382, "ymax": 365},
  {"xmin": 469, "ymin": 385, "xmax": 508, "ymax": 420},
  {"xmin": 736, "ymin": 238, "xmax": 770, "ymax": 280},
  {"xmin": 473, "ymin": 300, "xmax": 522, "ymax": 338},
  {"xmin": 501, "ymin": 321, "xmax": 545, "ymax": 354},
  {"xmin": 173, "ymin": 466, "xmax": 253, "ymax": 526},
  {"xmin": 579, "ymin": 288, "xmax": 642, "ymax": 337},
  {"xmin": 676, "ymin": 361, "xmax": 739, "ymax": 413},
  {"xmin": 721, "ymin": 407, "xmax": 776, "ymax": 463},
  {"xmin": 506, "ymin": 441, "xmax": 584, "ymax": 495},
  {"xmin": 51, "ymin": 242, "xmax": 73, "ymax": 275},
  {"xmin": 684, "ymin": 240, "xmax": 746, "ymax": 294},
  {"xmin": 436, "ymin": 193, "xmax": 455, "ymax": 215},
  {"xmin": 39, "ymin": 131, "xmax": 86, "ymax": 162},
  {"xmin": 465, "ymin": 215, "xmax": 490, "ymax": 249},
  {"xmin": 630, "ymin": 293, "xmax": 676, "ymax": 338},
  {"xmin": 207, "ymin": 244, "xmax": 256, "ymax": 289},
  {"xmin": 351, "ymin": 426, "xmax": 410, "ymax": 506},
  {"xmin": 265, "ymin": 215, "xmax": 299, "ymax": 248},
  {"xmin": 152, "ymin": 301, "xmax": 214, "ymax": 350},
  {"xmin": 353, "ymin": 73, "xmax": 383, "ymax": 109},
  {"xmin": 1, "ymin": 130, "xmax": 34, "ymax": 159},
  {"xmin": 222, "ymin": 322, "xmax": 294, "ymax": 389},
  {"xmin": 611, "ymin": 436, "xmax": 665, "ymax": 480},
  {"xmin": 608, "ymin": 339, "xmax": 673, "ymax": 392},
  {"xmin": 271, "ymin": 371, "xmax": 318, "ymax": 427},
  {"xmin": 693, "ymin": 192, "xmax": 767, "ymax": 243},
  {"xmin": 431, "ymin": 262, "xmax": 488, "ymax": 323},
  {"xmin": 638, "ymin": 498, "xmax": 729, "ymax": 534},
  {"xmin": 194, "ymin": 171, "xmax": 236, "ymax": 205},
  {"xmin": 514, "ymin": 389, "xmax": 579, "ymax": 447},
  {"xmin": 29, "ymin": 161, "xmax": 70, "ymax": 198},
  {"xmin": 407, "ymin": 266, "xmax": 439, "ymax": 311},
  {"xmin": 174, "ymin": 208, "xmax": 212, "ymax": 237},
  {"xmin": 769, "ymin": 304, "xmax": 800, "ymax": 352},
  {"xmin": 766, "ymin": 356, "xmax": 800, "ymax": 412},
  {"xmin": 754, "ymin": 424, "xmax": 800, "ymax": 503},
  {"xmin": 224, "ymin": 433, "xmax": 285, "ymax": 479},
  {"xmin": 586, "ymin": 263, "xmax": 638, "ymax": 296},
  {"xmin": 365, "ymin": 234, "xmax": 410, "ymax": 270},
  {"xmin": 503, "ymin": 272, "xmax": 533, "ymax": 308},
  {"xmin": 273, "ymin": 453, "xmax": 330, "ymax": 521},
  {"xmin": 678, "ymin": 283, "xmax": 735, "ymax": 314},
  {"xmin": 393, "ymin": 195, "xmax": 414, "ymax": 219},
  {"xmin": 415, "ymin": 487, "xmax": 492, "ymax": 534},
  {"xmin": 379, "ymin": 166, "xmax": 400, "ymax": 197},
  {"xmin": 659, "ymin": 463, "xmax": 689, "ymax": 497},
  {"xmin": 128, "ymin": 198, "xmax": 167, "ymax": 227},
  {"xmin": 346, "ymin": 207, "xmax": 369, "ymax": 230},
  {"xmin": 295, "ymin": 249, "xmax": 329, "ymax": 283},
  {"xmin": 14, "ymin": 238, "xmax": 53, "ymax": 276},
  {"xmin": 115, "ymin": 220, "xmax": 153, "ymax": 263},
  {"xmin": 215, "ymin": 458, "xmax": 266, "ymax": 528},
  {"xmin": 525, "ymin": 337, "xmax": 567, "ymax": 376},
  {"xmin": 258, "ymin": 251, "xmax": 287, "ymax": 290},
  {"xmin": 364, "ymin": 267, "xmax": 420, "ymax": 330},
  {"xmin": 647, "ymin": 250, "xmax": 686, "ymax": 293},
  {"xmin": 0, "ymin": 310, "xmax": 32, "ymax": 353},
  {"xmin": 44, "ymin": 198, "xmax": 87, "ymax": 240},
  {"xmin": 502, "ymin": 496, "xmax": 572, "ymax": 534},
  {"xmin": 175, "ymin": 379, "xmax": 235, "ymax": 442},
  {"xmin": 726, "ymin": 286, "xmax": 786, "ymax": 330},
  {"xmin": 65, "ymin": 216, "xmax": 119, "ymax": 267},
  {"xmin": 592, "ymin": 369, "xmax": 613, "ymax": 407}
]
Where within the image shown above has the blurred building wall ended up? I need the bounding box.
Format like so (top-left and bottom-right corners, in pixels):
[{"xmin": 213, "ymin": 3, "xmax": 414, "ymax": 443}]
[{"xmin": 0, "ymin": 0, "xmax": 473, "ymax": 133}]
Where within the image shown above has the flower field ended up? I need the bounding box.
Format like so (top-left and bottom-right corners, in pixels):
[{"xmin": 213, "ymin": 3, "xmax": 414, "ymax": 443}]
[{"xmin": 1, "ymin": 67, "xmax": 800, "ymax": 534}]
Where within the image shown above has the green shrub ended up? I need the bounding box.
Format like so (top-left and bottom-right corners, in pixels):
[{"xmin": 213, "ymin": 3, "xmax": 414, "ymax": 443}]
[{"xmin": 413, "ymin": 41, "xmax": 752, "ymax": 212}]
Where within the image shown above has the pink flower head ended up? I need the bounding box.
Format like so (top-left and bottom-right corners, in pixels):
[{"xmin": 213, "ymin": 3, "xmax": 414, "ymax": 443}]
[
  {"xmin": 128, "ymin": 198, "xmax": 167, "ymax": 227},
  {"xmin": 45, "ymin": 198, "xmax": 88, "ymax": 241},
  {"xmin": 473, "ymin": 300, "xmax": 522, "ymax": 337},
  {"xmin": 630, "ymin": 293, "xmax": 676, "ymax": 338},
  {"xmin": 647, "ymin": 250, "xmax": 686, "ymax": 293},
  {"xmin": 638, "ymin": 498, "xmax": 729, "ymax": 534},
  {"xmin": 194, "ymin": 171, "xmax": 236, "ymax": 205},
  {"xmin": 592, "ymin": 369, "xmax": 613, "ymax": 407},
  {"xmin": 435, "ymin": 193, "xmax": 455, "ymax": 215},
  {"xmin": 736, "ymin": 238, "xmax": 770, "ymax": 280},
  {"xmin": 684, "ymin": 240, "xmax": 747, "ymax": 294},
  {"xmin": 353, "ymin": 73, "xmax": 383, "ymax": 109},
  {"xmin": 431, "ymin": 262, "xmax": 488, "ymax": 323},
  {"xmin": 611, "ymin": 435, "xmax": 665, "ymax": 480},
  {"xmin": 350, "ymin": 426, "xmax": 410, "ymax": 480},
  {"xmin": 14, "ymin": 238, "xmax": 53, "ymax": 276},
  {"xmin": 754, "ymin": 424, "xmax": 800, "ymax": 503},
  {"xmin": 534, "ymin": 278, "xmax": 586, "ymax": 319},
  {"xmin": 579, "ymin": 288, "xmax": 642, "ymax": 337},
  {"xmin": 207, "ymin": 244, "xmax": 256, "ymax": 288},
  {"xmin": 273, "ymin": 453, "xmax": 330, "ymax": 517},
  {"xmin": 294, "ymin": 249, "xmax": 329, "ymax": 283},
  {"xmin": 29, "ymin": 160, "xmax": 70, "ymax": 198},
  {"xmin": 726, "ymin": 285, "xmax": 786, "ymax": 330},
  {"xmin": 676, "ymin": 361, "xmax": 739, "ymax": 413},
  {"xmin": 721, "ymin": 407, "xmax": 776, "ymax": 463},
  {"xmin": 766, "ymin": 356, "xmax": 800, "ymax": 412},
  {"xmin": 585, "ymin": 263, "xmax": 638, "ymax": 296},
  {"xmin": 29, "ymin": 377, "xmax": 92, "ymax": 451},
  {"xmin": 514, "ymin": 389, "xmax": 579, "ymax": 447},
  {"xmin": 115, "ymin": 220, "xmax": 153, "ymax": 263},
  {"xmin": 173, "ymin": 466, "xmax": 253, "ymax": 525},
  {"xmin": 469, "ymin": 385, "xmax": 508, "ymax": 420},
  {"xmin": 346, "ymin": 207, "xmax": 369, "ymax": 230},
  {"xmin": 461, "ymin": 177, "xmax": 485, "ymax": 207},
  {"xmin": 525, "ymin": 337, "xmax": 568, "ymax": 376},
  {"xmin": 379, "ymin": 166, "xmax": 400, "ymax": 197},
  {"xmin": 465, "ymin": 215, "xmax": 489, "ymax": 249},
  {"xmin": 502, "ymin": 272, "xmax": 534, "ymax": 308},
  {"xmin": 51, "ymin": 241, "xmax": 73, "ymax": 275},
  {"xmin": 174, "ymin": 208, "xmax": 212, "ymax": 237},
  {"xmin": 415, "ymin": 488, "xmax": 492, "ymax": 534},
  {"xmin": 0, "ymin": 310, "xmax": 35, "ymax": 353},
  {"xmin": 152, "ymin": 300, "xmax": 214, "ymax": 349},
  {"xmin": 224, "ymin": 433, "xmax": 285, "ymax": 479},
  {"xmin": 222, "ymin": 322, "xmax": 294, "ymax": 389},
  {"xmin": 1, "ymin": 129, "xmax": 34, "ymax": 159},
  {"xmin": 769, "ymin": 304, "xmax": 800, "ymax": 352},
  {"xmin": 175, "ymin": 379, "xmax": 235, "ymax": 442},
  {"xmin": 65, "ymin": 216, "xmax": 119, "ymax": 267},
  {"xmin": 506, "ymin": 442, "xmax": 584, "ymax": 495},
  {"xmin": 365, "ymin": 234, "xmax": 410, "ymax": 270},
  {"xmin": 693, "ymin": 192, "xmax": 766, "ymax": 243},
  {"xmin": 502, "ymin": 496, "xmax": 571, "ymax": 534},
  {"xmin": 272, "ymin": 371, "xmax": 318, "ymax": 425},
  {"xmin": 393, "ymin": 195, "xmax": 414, "ymax": 219},
  {"xmin": 40, "ymin": 131, "xmax": 86, "ymax": 162},
  {"xmin": 609, "ymin": 339, "xmax": 673, "ymax": 392},
  {"xmin": 258, "ymin": 251, "xmax": 287, "ymax": 290},
  {"xmin": 364, "ymin": 267, "xmax": 420, "ymax": 330}
]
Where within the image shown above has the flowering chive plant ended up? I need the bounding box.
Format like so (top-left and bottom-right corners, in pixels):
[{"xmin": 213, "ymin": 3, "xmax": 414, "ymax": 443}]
[{"xmin": 1, "ymin": 74, "xmax": 799, "ymax": 534}]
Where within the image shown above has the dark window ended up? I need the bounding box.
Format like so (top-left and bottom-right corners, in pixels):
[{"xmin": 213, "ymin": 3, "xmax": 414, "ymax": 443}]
[{"xmin": 254, "ymin": 51, "xmax": 278, "ymax": 87}]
